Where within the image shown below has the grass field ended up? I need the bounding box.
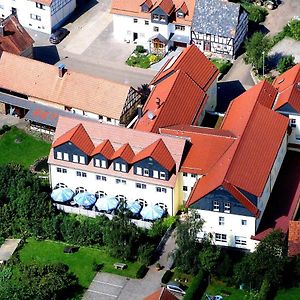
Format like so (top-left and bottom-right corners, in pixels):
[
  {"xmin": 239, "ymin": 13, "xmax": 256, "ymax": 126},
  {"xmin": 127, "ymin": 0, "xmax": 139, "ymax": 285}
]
[
  {"xmin": 18, "ymin": 238, "xmax": 142, "ymax": 288},
  {"xmin": 275, "ymin": 286, "xmax": 300, "ymax": 300},
  {"xmin": 0, "ymin": 127, "xmax": 50, "ymax": 167}
]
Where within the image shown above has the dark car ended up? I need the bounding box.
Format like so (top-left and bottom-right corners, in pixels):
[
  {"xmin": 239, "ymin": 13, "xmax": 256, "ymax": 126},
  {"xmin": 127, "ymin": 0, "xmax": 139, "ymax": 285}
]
[{"xmin": 49, "ymin": 28, "xmax": 70, "ymax": 44}]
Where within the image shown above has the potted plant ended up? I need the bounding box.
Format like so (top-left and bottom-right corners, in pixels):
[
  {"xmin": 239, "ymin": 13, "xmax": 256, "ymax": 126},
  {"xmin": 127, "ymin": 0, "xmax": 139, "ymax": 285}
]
[{"xmin": 156, "ymin": 263, "xmax": 161, "ymax": 271}]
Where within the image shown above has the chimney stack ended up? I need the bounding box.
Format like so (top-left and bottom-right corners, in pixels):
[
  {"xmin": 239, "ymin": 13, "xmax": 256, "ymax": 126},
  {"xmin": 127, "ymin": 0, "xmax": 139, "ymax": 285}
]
[
  {"xmin": 58, "ymin": 63, "xmax": 66, "ymax": 78},
  {"xmin": 0, "ymin": 22, "xmax": 4, "ymax": 37},
  {"xmin": 137, "ymin": 104, "xmax": 143, "ymax": 119},
  {"xmin": 156, "ymin": 97, "xmax": 160, "ymax": 108}
]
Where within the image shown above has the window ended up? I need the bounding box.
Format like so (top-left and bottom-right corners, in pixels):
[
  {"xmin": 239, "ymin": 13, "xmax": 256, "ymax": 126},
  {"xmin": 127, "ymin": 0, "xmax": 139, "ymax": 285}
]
[
  {"xmin": 76, "ymin": 171, "xmax": 87, "ymax": 177},
  {"xmin": 215, "ymin": 233, "xmax": 227, "ymax": 242},
  {"xmin": 121, "ymin": 164, "xmax": 127, "ymax": 172},
  {"xmin": 177, "ymin": 11, "xmax": 184, "ymax": 18},
  {"xmin": 145, "ymin": 20, "xmax": 149, "ymax": 25},
  {"xmin": 101, "ymin": 160, "xmax": 107, "ymax": 168},
  {"xmin": 175, "ymin": 25, "xmax": 185, "ymax": 31},
  {"xmin": 191, "ymin": 174, "xmax": 197, "ymax": 178},
  {"xmin": 241, "ymin": 219, "xmax": 247, "ymax": 226},
  {"xmin": 116, "ymin": 179, "xmax": 126, "ymax": 184},
  {"xmin": 156, "ymin": 203, "xmax": 167, "ymax": 210},
  {"xmin": 95, "ymin": 191, "xmax": 107, "ymax": 199},
  {"xmin": 75, "ymin": 187, "xmax": 87, "ymax": 194},
  {"xmin": 156, "ymin": 187, "xmax": 167, "ymax": 193},
  {"xmin": 63, "ymin": 153, "xmax": 69, "ymax": 161},
  {"xmin": 183, "ymin": 172, "xmax": 187, "ymax": 177},
  {"xmin": 107, "ymin": 117, "xmax": 112, "ymax": 122},
  {"xmin": 160, "ymin": 15, "xmax": 166, "ymax": 21},
  {"xmin": 78, "ymin": 156, "xmax": 84, "ymax": 164},
  {"xmin": 235, "ymin": 236, "xmax": 247, "ymax": 246},
  {"xmin": 133, "ymin": 18, "xmax": 138, "ymax": 23},
  {"xmin": 73, "ymin": 155, "xmax": 78, "ymax": 163},
  {"xmin": 224, "ymin": 202, "xmax": 231, "ymax": 213},
  {"xmin": 183, "ymin": 186, "xmax": 188, "ymax": 192},
  {"xmin": 136, "ymin": 183, "xmax": 146, "ymax": 189},
  {"xmin": 96, "ymin": 175, "xmax": 106, "ymax": 181},
  {"xmin": 290, "ymin": 119, "xmax": 296, "ymax": 128},
  {"xmin": 99, "ymin": 115, "xmax": 103, "ymax": 121},
  {"xmin": 30, "ymin": 13, "xmax": 41, "ymax": 21},
  {"xmin": 213, "ymin": 201, "xmax": 219, "ymax": 211},
  {"xmin": 153, "ymin": 14, "xmax": 159, "ymax": 21},
  {"xmin": 160, "ymin": 172, "xmax": 166, "ymax": 179},
  {"xmin": 57, "ymin": 167, "xmax": 62, "ymax": 173},
  {"xmin": 136, "ymin": 167, "xmax": 142, "ymax": 175},
  {"xmin": 56, "ymin": 151, "xmax": 62, "ymax": 160},
  {"xmin": 144, "ymin": 168, "xmax": 149, "ymax": 176},
  {"xmin": 219, "ymin": 216, "xmax": 224, "ymax": 225},
  {"xmin": 115, "ymin": 162, "xmax": 120, "ymax": 171},
  {"xmin": 153, "ymin": 170, "xmax": 159, "ymax": 178},
  {"xmin": 137, "ymin": 199, "xmax": 147, "ymax": 207},
  {"xmin": 36, "ymin": 3, "xmax": 44, "ymax": 9},
  {"xmin": 154, "ymin": 26, "xmax": 159, "ymax": 32},
  {"xmin": 94, "ymin": 159, "xmax": 100, "ymax": 167},
  {"xmin": 62, "ymin": 169, "xmax": 67, "ymax": 173}
]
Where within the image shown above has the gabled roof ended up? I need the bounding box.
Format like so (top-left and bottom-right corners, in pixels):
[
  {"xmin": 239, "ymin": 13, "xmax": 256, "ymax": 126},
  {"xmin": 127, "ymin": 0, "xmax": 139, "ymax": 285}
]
[
  {"xmin": 177, "ymin": 1, "xmax": 188, "ymax": 14},
  {"xmin": 150, "ymin": 44, "xmax": 219, "ymax": 91},
  {"xmin": 0, "ymin": 52, "xmax": 131, "ymax": 120},
  {"xmin": 192, "ymin": 0, "xmax": 244, "ymax": 38},
  {"xmin": 288, "ymin": 221, "xmax": 300, "ymax": 257},
  {"xmin": 273, "ymin": 64, "xmax": 300, "ymax": 93},
  {"xmin": 144, "ymin": 288, "xmax": 179, "ymax": 300},
  {"xmin": 90, "ymin": 139, "xmax": 115, "ymax": 158},
  {"xmin": 52, "ymin": 123, "xmax": 94, "ymax": 155},
  {"xmin": 110, "ymin": 143, "xmax": 135, "ymax": 162},
  {"xmin": 152, "ymin": 0, "xmax": 174, "ymax": 15},
  {"xmin": 142, "ymin": 0, "xmax": 153, "ymax": 8},
  {"xmin": 135, "ymin": 69, "xmax": 207, "ymax": 133},
  {"xmin": 274, "ymin": 83, "xmax": 300, "ymax": 112},
  {"xmin": 0, "ymin": 15, "xmax": 34, "ymax": 56},
  {"xmin": 132, "ymin": 139, "xmax": 175, "ymax": 171}
]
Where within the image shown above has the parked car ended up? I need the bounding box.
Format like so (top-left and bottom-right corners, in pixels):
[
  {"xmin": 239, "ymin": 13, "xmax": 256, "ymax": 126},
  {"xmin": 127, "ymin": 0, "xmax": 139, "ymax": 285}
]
[
  {"xmin": 166, "ymin": 282, "xmax": 186, "ymax": 295},
  {"xmin": 49, "ymin": 28, "xmax": 70, "ymax": 44}
]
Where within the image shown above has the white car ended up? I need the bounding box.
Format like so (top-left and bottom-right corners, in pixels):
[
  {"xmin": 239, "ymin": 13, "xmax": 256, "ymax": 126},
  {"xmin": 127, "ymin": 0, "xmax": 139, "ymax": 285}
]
[{"xmin": 166, "ymin": 283, "xmax": 186, "ymax": 295}]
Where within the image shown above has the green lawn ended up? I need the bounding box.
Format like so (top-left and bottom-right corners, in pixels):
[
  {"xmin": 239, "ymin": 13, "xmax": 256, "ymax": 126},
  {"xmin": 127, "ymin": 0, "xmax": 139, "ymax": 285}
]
[
  {"xmin": 275, "ymin": 286, "xmax": 300, "ymax": 300},
  {"xmin": 202, "ymin": 278, "xmax": 250, "ymax": 300},
  {"xmin": 0, "ymin": 127, "xmax": 51, "ymax": 167},
  {"xmin": 211, "ymin": 58, "xmax": 232, "ymax": 75},
  {"xmin": 18, "ymin": 238, "xmax": 142, "ymax": 288}
]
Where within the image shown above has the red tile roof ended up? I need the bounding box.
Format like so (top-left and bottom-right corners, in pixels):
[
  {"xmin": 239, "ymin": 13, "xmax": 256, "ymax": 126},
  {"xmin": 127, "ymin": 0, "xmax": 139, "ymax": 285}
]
[
  {"xmin": 134, "ymin": 70, "xmax": 207, "ymax": 133},
  {"xmin": 144, "ymin": 288, "xmax": 179, "ymax": 300},
  {"xmin": 90, "ymin": 139, "xmax": 115, "ymax": 158},
  {"xmin": 273, "ymin": 64, "xmax": 300, "ymax": 93},
  {"xmin": 288, "ymin": 221, "xmax": 300, "ymax": 257},
  {"xmin": 150, "ymin": 45, "xmax": 219, "ymax": 91},
  {"xmin": 0, "ymin": 15, "xmax": 34, "ymax": 56},
  {"xmin": 110, "ymin": 143, "xmax": 135, "ymax": 162},
  {"xmin": 178, "ymin": 1, "xmax": 188, "ymax": 14},
  {"xmin": 28, "ymin": 0, "xmax": 52, "ymax": 5},
  {"xmin": 52, "ymin": 123, "xmax": 95, "ymax": 155},
  {"xmin": 132, "ymin": 138, "xmax": 175, "ymax": 171},
  {"xmin": 153, "ymin": 0, "xmax": 175, "ymax": 15}
]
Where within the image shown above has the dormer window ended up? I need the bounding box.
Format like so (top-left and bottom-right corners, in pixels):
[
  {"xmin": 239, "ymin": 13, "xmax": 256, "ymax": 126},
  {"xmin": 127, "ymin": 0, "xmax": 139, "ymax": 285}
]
[
  {"xmin": 177, "ymin": 11, "xmax": 184, "ymax": 18},
  {"xmin": 73, "ymin": 155, "xmax": 78, "ymax": 163},
  {"xmin": 144, "ymin": 168, "xmax": 149, "ymax": 176},
  {"xmin": 79, "ymin": 156, "xmax": 85, "ymax": 164},
  {"xmin": 114, "ymin": 162, "xmax": 121, "ymax": 171},
  {"xmin": 121, "ymin": 163, "xmax": 127, "ymax": 172},
  {"xmin": 101, "ymin": 160, "xmax": 107, "ymax": 168},
  {"xmin": 56, "ymin": 151, "xmax": 62, "ymax": 160},
  {"xmin": 160, "ymin": 172, "xmax": 166, "ymax": 180},
  {"xmin": 63, "ymin": 153, "xmax": 69, "ymax": 161},
  {"xmin": 153, "ymin": 14, "xmax": 159, "ymax": 21},
  {"xmin": 160, "ymin": 15, "xmax": 166, "ymax": 22}
]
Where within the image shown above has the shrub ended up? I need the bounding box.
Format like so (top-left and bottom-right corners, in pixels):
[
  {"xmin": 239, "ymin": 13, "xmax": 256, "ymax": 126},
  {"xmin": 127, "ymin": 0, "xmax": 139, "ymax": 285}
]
[
  {"xmin": 2, "ymin": 125, "xmax": 11, "ymax": 132},
  {"xmin": 242, "ymin": 2, "xmax": 268, "ymax": 23},
  {"xmin": 135, "ymin": 45, "xmax": 145, "ymax": 53},
  {"xmin": 183, "ymin": 269, "xmax": 208, "ymax": 300},
  {"xmin": 161, "ymin": 270, "xmax": 173, "ymax": 284},
  {"xmin": 136, "ymin": 264, "xmax": 148, "ymax": 279},
  {"xmin": 288, "ymin": 20, "xmax": 300, "ymax": 41},
  {"xmin": 0, "ymin": 128, "xmax": 5, "ymax": 135},
  {"xmin": 277, "ymin": 55, "xmax": 295, "ymax": 74},
  {"xmin": 137, "ymin": 243, "xmax": 155, "ymax": 265},
  {"xmin": 148, "ymin": 54, "xmax": 158, "ymax": 64}
]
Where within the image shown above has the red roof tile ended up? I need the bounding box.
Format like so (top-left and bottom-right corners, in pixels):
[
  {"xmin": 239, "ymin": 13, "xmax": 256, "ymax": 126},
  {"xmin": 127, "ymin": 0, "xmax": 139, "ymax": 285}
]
[
  {"xmin": 144, "ymin": 288, "xmax": 179, "ymax": 300},
  {"xmin": 52, "ymin": 123, "xmax": 94, "ymax": 155},
  {"xmin": 155, "ymin": 0, "xmax": 174, "ymax": 15},
  {"xmin": 273, "ymin": 64, "xmax": 300, "ymax": 93},
  {"xmin": 274, "ymin": 83, "xmax": 300, "ymax": 113},
  {"xmin": 288, "ymin": 221, "xmax": 300, "ymax": 256},
  {"xmin": 178, "ymin": 1, "xmax": 188, "ymax": 14},
  {"xmin": 110, "ymin": 143, "xmax": 135, "ymax": 162},
  {"xmin": 132, "ymin": 139, "xmax": 175, "ymax": 171},
  {"xmin": 150, "ymin": 44, "xmax": 219, "ymax": 91},
  {"xmin": 90, "ymin": 139, "xmax": 115, "ymax": 158},
  {"xmin": 135, "ymin": 70, "xmax": 207, "ymax": 133},
  {"xmin": 28, "ymin": 0, "xmax": 52, "ymax": 5}
]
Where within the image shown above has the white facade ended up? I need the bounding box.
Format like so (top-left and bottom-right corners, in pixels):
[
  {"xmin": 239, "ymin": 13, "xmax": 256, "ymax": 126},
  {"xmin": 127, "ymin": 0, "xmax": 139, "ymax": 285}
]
[
  {"xmin": 0, "ymin": 0, "xmax": 76, "ymax": 34},
  {"xmin": 49, "ymin": 164, "xmax": 177, "ymax": 215},
  {"xmin": 181, "ymin": 172, "xmax": 201, "ymax": 203}
]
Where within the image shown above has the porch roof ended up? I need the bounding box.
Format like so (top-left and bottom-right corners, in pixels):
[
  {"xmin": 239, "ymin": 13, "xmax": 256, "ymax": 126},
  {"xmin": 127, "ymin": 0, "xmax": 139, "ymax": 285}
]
[
  {"xmin": 148, "ymin": 33, "xmax": 168, "ymax": 44},
  {"xmin": 169, "ymin": 33, "xmax": 190, "ymax": 44}
]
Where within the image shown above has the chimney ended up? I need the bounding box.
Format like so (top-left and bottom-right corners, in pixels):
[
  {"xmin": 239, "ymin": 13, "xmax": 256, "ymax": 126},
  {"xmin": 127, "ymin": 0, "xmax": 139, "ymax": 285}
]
[
  {"xmin": 155, "ymin": 97, "xmax": 160, "ymax": 108},
  {"xmin": 58, "ymin": 63, "xmax": 66, "ymax": 78},
  {"xmin": 0, "ymin": 23, "xmax": 4, "ymax": 37},
  {"xmin": 137, "ymin": 104, "xmax": 143, "ymax": 119}
]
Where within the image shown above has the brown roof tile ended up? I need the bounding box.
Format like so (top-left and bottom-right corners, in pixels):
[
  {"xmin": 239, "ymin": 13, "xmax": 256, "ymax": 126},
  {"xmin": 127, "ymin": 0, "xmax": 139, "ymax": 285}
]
[
  {"xmin": 144, "ymin": 288, "xmax": 179, "ymax": 300},
  {"xmin": 90, "ymin": 139, "xmax": 115, "ymax": 158},
  {"xmin": 273, "ymin": 64, "xmax": 300, "ymax": 93},
  {"xmin": 110, "ymin": 143, "xmax": 135, "ymax": 162}
]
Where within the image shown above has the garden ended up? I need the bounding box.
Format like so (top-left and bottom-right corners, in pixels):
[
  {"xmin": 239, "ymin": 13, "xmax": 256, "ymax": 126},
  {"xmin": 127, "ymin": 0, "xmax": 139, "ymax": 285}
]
[{"xmin": 126, "ymin": 45, "xmax": 163, "ymax": 69}]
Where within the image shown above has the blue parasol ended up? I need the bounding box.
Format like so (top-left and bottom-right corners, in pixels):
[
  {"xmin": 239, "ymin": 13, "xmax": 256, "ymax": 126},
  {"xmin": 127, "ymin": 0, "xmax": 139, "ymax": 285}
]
[
  {"xmin": 95, "ymin": 195, "xmax": 119, "ymax": 212},
  {"xmin": 126, "ymin": 201, "xmax": 142, "ymax": 214},
  {"xmin": 140, "ymin": 205, "xmax": 164, "ymax": 221},
  {"xmin": 74, "ymin": 192, "xmax": 96, "ymax": 207},
  {"xmin": 51, "ymin": 187, "xmax": 74, "ymax": 203}
]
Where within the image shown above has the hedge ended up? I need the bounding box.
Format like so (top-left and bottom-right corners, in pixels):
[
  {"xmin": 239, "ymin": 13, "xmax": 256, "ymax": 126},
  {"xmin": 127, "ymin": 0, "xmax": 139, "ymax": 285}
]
[
  {"xmin": 136, "ymin": 264, "xmax": 148, "ymax": 279},
  {"xmin": 183, "ymin": 269, "xmax": 208, "ymax": 300},
  {"xmin": 161, "ymin": 270, "xmax": 174, "ymax": 285}
]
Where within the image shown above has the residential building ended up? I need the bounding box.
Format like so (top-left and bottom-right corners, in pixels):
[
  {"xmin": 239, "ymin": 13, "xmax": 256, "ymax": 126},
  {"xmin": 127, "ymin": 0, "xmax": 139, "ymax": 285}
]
[
  {"xmin": 272, "ymin": 64, "xmax": 300, "ymax": 150},
  {"xmin": 111, "ymin": 0, "xmax": 195, "ymax": 54},
  {"xmin": 192, "ymin": 0, "xmax": 248, "ymax": 59},
  {"xmin": 144, "ymin": 288, "xmax": 179, "ymax": 300},
  {"xmin": 0, "ymin": 52, "xmax": 141, "ymax": 133},
  {"xmin": 0, "ymin": 14, "xmax": 34, "ymax": 57},
  {"xmin": 134, "ymin": 45, "xmax": 219, "ymax": 132},
  {"xmin": 48, "ymin": 116, "xmax": 187, "ymax": 216},
  {"xmin": 0, "ymin": 0, "xmax": 76, "ymax": 34}
]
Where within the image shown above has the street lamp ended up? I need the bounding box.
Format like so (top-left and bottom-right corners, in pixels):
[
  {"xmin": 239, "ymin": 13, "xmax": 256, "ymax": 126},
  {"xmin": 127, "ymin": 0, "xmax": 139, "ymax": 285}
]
[{"xmin": 262, "ymin": 51, "xmax": 265, "ymax": 77}]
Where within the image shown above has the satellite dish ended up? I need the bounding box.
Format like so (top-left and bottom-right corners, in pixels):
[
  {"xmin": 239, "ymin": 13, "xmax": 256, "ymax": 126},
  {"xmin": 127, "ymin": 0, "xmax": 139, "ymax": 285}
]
[{"xmin": 147, "ymin": 111, "xmax": 155, "ymax": 120}]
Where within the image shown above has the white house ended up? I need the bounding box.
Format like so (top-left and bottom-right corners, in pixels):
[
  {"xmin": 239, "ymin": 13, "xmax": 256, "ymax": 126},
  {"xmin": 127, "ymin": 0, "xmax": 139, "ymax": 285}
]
[
  {"xmin": 272, "ymin": 64, "xmax": 300, "ymax": 151},
  {"xmin": 111, "ymin": 0, "xmax": 195, "ymax": 54},
  {"xmin": 192, "ymin": 0, "xmax": 248, "ymax": 59},
  {"xmin": 0, "ymin": 0, "xmax": 76, "ymax": 34}
]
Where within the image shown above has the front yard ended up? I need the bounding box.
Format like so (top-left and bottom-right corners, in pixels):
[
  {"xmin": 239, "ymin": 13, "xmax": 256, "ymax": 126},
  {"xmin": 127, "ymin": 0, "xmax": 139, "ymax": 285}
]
[{"xmin": 0, "ymin": 126, "xmax": 50, "ymax": 167}]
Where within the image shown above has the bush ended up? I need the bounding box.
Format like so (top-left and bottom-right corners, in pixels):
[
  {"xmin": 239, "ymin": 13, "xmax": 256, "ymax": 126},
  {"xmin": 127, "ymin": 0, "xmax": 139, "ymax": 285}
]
[
  {"xmin": 136, "ymin": 264, "xmax": 148, "ymax": 279},
  {"xmin": 2, "ymin": 125, "xmax": 11, "ymax": 132},
  {"xmin": 183, "ymin": 269, "xmax": 208, "ymax": 300},
  {"xmin": 288, "ymin": 20, "xmax": 300, "ymax": 41},
  {"xmin": 277, "ymin": 55, "xmax": 295, "ymax": 74},
  {"xmin": 135, "ymin": 45, "xmax": 145, "ymax": 53},
  {"xmin": 0, "ymin": 128, "xmax": 5, "ymax": 135},
  {"xmin": 137, "ymin": 243, "xmax": 155, "ymax": 265},
  {"xmin": 242, "ymin": 2, "xmax": 268, "ymax": 23},
  {"xmin": 161, "ymin": 270, "xmax": 173, "ymax": 284}
]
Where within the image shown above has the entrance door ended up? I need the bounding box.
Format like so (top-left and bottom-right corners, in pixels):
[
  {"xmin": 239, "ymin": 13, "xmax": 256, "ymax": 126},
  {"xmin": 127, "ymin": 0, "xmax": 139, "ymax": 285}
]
[
  {"xmin": 11, "ymin": 7, "xmax": 17, "ymax": 17},
  {"xmin": 133, "ymin": 32, "xmax": 138, "ymax": 41},
  {"xmin": 204, "ymin": 41, "xmax": 211, "ymax": 51}
]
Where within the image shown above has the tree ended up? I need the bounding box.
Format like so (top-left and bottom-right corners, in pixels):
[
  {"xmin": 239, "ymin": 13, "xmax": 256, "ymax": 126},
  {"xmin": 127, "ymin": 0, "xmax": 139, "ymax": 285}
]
[
  {"xmin": 172, "ymin": 211, "xmax": 204, "ymax": 274},
  {"xmin": 288, "ymin": 20, "xmax": 300, "ymax": 41},
  {"xmin": 244, "ymin": 32, "xmax": 271, "ymax": 74},
  {"xmin": 277, "ymin": 55, "xmax": 295, "ymax": 74}
]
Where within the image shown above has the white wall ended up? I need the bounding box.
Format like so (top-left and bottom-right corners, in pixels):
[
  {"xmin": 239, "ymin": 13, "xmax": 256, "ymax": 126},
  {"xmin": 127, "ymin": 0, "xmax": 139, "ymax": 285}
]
[
  {"xmin": 49, "ymin": 163, "xmax": 175, "ymax": 215},
  {"xmin": 181, "ymin": 172, "xmax": 200, "ymax": 202},
  {"xmin": 197, "ymin": 209, "xmax": 257, "ymax": 252},
  {"xmin": 286, "ymin": 113, "xmax": 300, "ymax": 146}
]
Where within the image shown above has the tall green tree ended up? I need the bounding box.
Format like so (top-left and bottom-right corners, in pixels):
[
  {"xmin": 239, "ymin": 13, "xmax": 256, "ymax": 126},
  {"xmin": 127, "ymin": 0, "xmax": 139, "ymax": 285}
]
[{"xmin": 277, "ymin": 55, "xmax": 295, "ymax": 74}]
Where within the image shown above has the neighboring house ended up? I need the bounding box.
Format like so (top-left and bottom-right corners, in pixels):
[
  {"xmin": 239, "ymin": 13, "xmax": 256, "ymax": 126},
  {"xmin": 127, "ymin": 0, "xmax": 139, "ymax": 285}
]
[
  {"xmin": 0, "ymin": 14, "xmax": 34, "ymax": 57},
  {"xmin": 272, "ymin": 64, "xmax": 300, "ymax": 150},
  {"xmin": 48, "ymin": 116, "xmax": 187, "ymax": 216},
  {"xmin": 134, "ymin": 45, "xmax": 219, "ymax": 132},
  {"xmin": 144, "ymin": 288, "xmax": 179, "ymax": 300},
  {"xmin": 192, "ymin": 0, "xmax": 248, "ymax": 59},
  {"xmin": 0, "ymin": 52, "xmax": 141, "ymax": 133},
  {"xmin": 111, "ymin": 0, "xmax": 195, "ymax": 54},
  {"xmin": 0, "ymin": 0, "xmax": 76, "ymax": 34},
  {"xmin": 162, "ymin": 81, "xmax": 289, "ymax": 252},
  {"xmin": 288, "ymin": 221, "xmax": 300, "ymax": 257}
]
